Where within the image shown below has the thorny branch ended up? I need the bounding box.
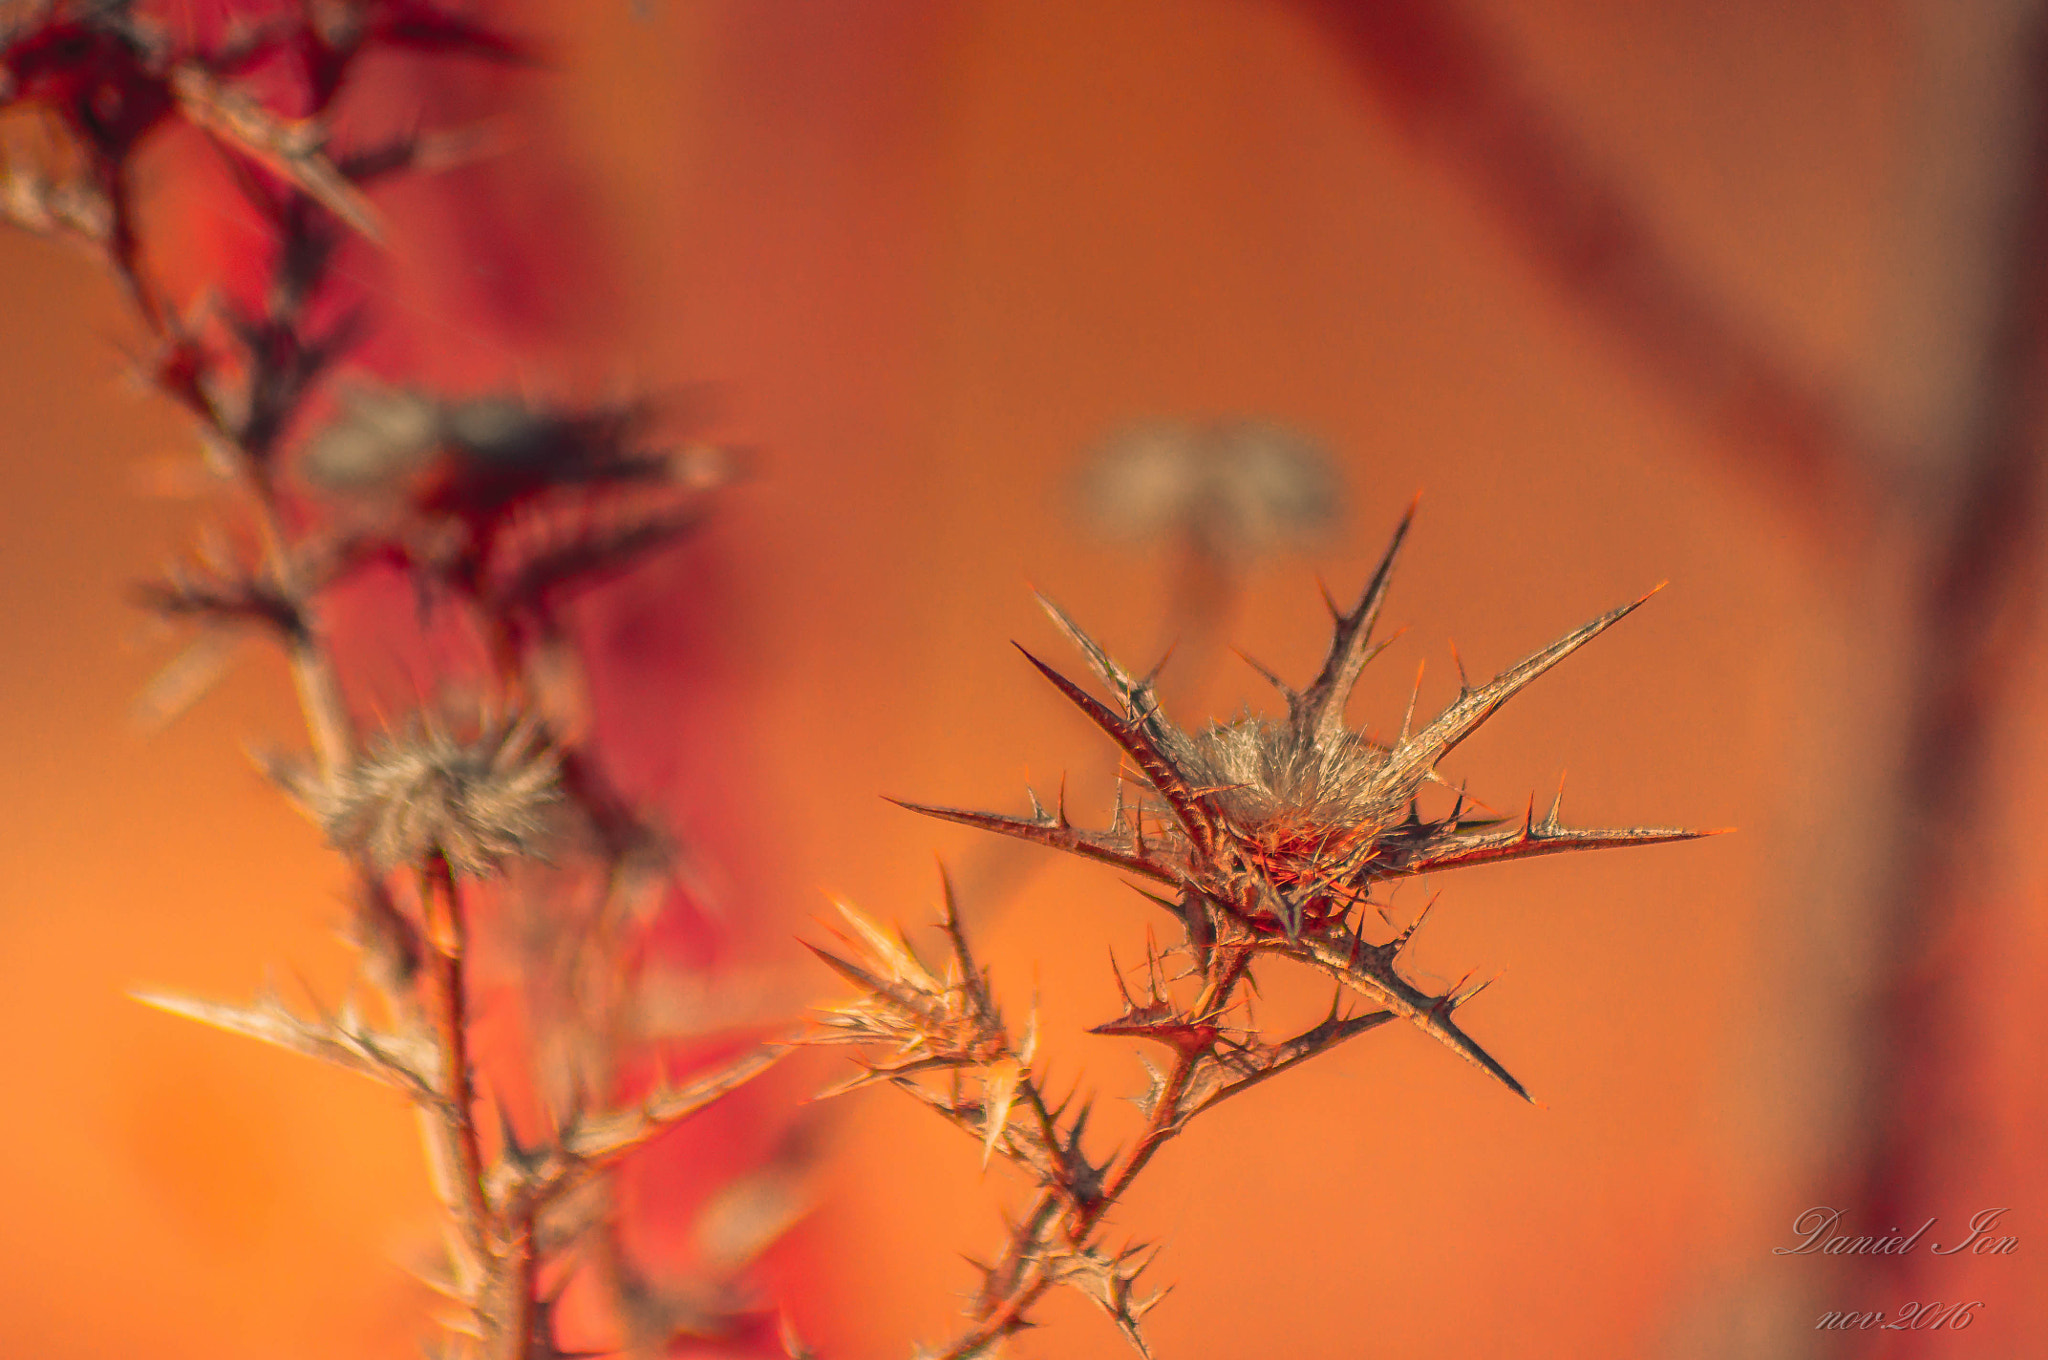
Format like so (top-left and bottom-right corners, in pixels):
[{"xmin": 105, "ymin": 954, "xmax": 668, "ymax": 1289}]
[
  {"xmin": 4, "ymin": 4, "xmax": 785, "ymax": 1356},
  {"xmin": 808, "ymin": 505, "xmax": 1704, "ymax": 1358},
  {"xmin": 422, "ymin": 852, "xmax": 492, "ymax": 1268}
]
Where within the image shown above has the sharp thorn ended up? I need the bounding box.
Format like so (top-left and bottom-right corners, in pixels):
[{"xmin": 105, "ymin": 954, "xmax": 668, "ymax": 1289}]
[
  {"xmin": 1233, "ymin": 647, "xmax": 1296, "ymax": 698},
  {"xmin": 1109, "ymin": 945, "xmax": 1134, "ymax": 1008},
  {"xmin": 1400, "ymin": 659, "xmax": 1425, "ymax": 744},
  {"xmin": 1140, "ymin": 641, "xmax": 1177, "ymax": 689},
  {"xmin": 1391, "ymin": 893, "xmax": 1438, "ymax": 955}
]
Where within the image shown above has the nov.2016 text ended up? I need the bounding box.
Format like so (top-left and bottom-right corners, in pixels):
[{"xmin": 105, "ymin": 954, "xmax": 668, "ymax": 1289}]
[{"xmin": 1814, "ymin": 1302, "xmax": 1982, "ymax": 1331}]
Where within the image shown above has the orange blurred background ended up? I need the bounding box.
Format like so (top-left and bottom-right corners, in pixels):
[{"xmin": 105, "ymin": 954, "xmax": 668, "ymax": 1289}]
[{"xmin": 4, "ymin": 2, "xmax": 2047, "ymax": 1358}]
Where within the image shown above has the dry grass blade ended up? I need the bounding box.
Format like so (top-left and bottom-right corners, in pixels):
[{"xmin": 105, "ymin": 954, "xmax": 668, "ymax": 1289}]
[{"xmin": 134, "ymin": 988, "xmax": 438, "ymax": 1099}]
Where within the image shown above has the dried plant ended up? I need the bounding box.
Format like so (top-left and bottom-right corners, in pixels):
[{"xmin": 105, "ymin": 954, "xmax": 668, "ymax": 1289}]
[
  {"xmin": 11, "ymin": 4, "xmax": 1720, "ymax": 1355},
  {"xmin": 4, "ymin": 3, "xmax": 788, "ymax": 1357},
  {"xmin": 805, "ymin": 502, "xmax": 1708, "ymax": 1357}
]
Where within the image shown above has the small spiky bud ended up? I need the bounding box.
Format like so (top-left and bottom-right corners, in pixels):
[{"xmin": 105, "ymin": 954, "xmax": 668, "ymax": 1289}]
[{"xmin": 285, "ymin": 714, "xmax": 561, "ymax": 876}]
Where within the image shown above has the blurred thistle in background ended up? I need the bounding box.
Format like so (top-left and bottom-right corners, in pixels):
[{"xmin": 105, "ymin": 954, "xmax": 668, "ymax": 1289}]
[
  {"xmin": 1076, "ymin": 419, "xmax": 1339, "ymax": 558},
  {"xmin": 928, "ymin": 417, "xmax": 1344, "ymax": 915},
  {"xmin": 1076, "ymin": 416, "xmax": 1339, "ymax": 638}
]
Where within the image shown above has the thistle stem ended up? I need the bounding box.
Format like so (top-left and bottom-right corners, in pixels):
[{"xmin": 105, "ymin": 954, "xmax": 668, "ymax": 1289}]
[
  {"xmin": 932, "ymin": 938, "xmax": 1252, "ymax": 1356},
  {"xmin": 1076, "ymin": 940, "xmax": 1249, "ymax": 1235},
  {"xmin": 101, "ymin": 202, "xmax": 358, "ymax": 779},
  {"xmin": 500, "ymin": 1207, "xmax": 539, "ymax": 1360},
  {"xmin": 422, "ymin": 854, "xmax": 492, "ymax": 1262}
]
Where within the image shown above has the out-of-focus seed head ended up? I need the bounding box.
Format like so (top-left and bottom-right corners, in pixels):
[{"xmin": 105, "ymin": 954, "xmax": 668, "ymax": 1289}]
[
  {"xmin": 441, "ymin": 393, "xmax": 560, "ymax": 468},
  {"xmin": 301, "ymin": 386, "xmax": 618, "ymax": 490},
  {"xmin": 293, "ymin": 714, "xmax": 562, "ymax": 876},
  {"xmin": 1077, "ymin": 418, "xmax": 1340, "ymax": 557},
  {"xmin": 300, "ymin": 382, "xmax": 670, "ymax": 517}
]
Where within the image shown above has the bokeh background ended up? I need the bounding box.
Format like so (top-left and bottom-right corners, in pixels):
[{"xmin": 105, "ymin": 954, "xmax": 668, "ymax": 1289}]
[{"xmin": 4, "ymin": 1, "xmax": 2047, "ymax": 1357}]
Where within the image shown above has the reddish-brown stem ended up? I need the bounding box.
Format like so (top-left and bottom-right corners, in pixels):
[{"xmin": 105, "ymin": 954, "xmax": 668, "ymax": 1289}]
[
  {"xmin": 101, "ymin": 168, "xmax": 168, "ymax": 334},
  {"xmin": 1074, "ymin": 940, "xmax": 1248, "ymax": 1237},
  {"xmin": 934, "ymin": 1271, "xmax": 1055, "ymax": 1360},
  {"xmin": 421, "ymin": 853, "xmax": 492, "ymax": 1261},
  {"xmin": 1018, "ymin": 1078, "xmax": 1066, "ymax": 1184},
  {"xmin": 1075, "ymin": 1044, "xmax": 1198, "ymax": 1242},
  {"xmin": 499, "ymin": 1207, "xmax": 539, "ymax": 1360}
]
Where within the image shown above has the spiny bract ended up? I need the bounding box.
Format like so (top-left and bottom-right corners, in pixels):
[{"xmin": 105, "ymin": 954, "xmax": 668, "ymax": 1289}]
[{"xmin": 898, "ymin": 502, "xmax": 1707, "ymax": 1098}]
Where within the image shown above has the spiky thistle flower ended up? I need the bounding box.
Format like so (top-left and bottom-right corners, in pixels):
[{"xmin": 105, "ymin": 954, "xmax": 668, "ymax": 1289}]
[
  {"xmin": 898, "ymin": 502, "xmax": 1708, "ymax": 1098},
  {"xmin": 279, "ymin": 712, "xmax": 562, "ymax": 876}
]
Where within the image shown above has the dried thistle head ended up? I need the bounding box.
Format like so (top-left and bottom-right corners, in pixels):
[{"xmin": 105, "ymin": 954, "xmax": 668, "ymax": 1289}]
[
  {"xmin": 799, "ymin": 509, "xmax": 1705, "ymax": 1356},
  {"xmin": 901, "ymin": 502, "xmax": 1709, "ymax": 1097},
  {"xmin": 278, "ymin": 711, "xmax": 562, "ymax": 875}
]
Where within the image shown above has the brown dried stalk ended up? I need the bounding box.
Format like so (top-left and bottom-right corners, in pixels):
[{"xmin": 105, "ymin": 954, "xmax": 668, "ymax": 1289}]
[
  {"xmin": 5, "ymin": 4, "xmax": 785, "ymax": 1356},
  {"xmin": 808, "ymin": 503, "xmax": 1709, "ymax": 1357}
]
